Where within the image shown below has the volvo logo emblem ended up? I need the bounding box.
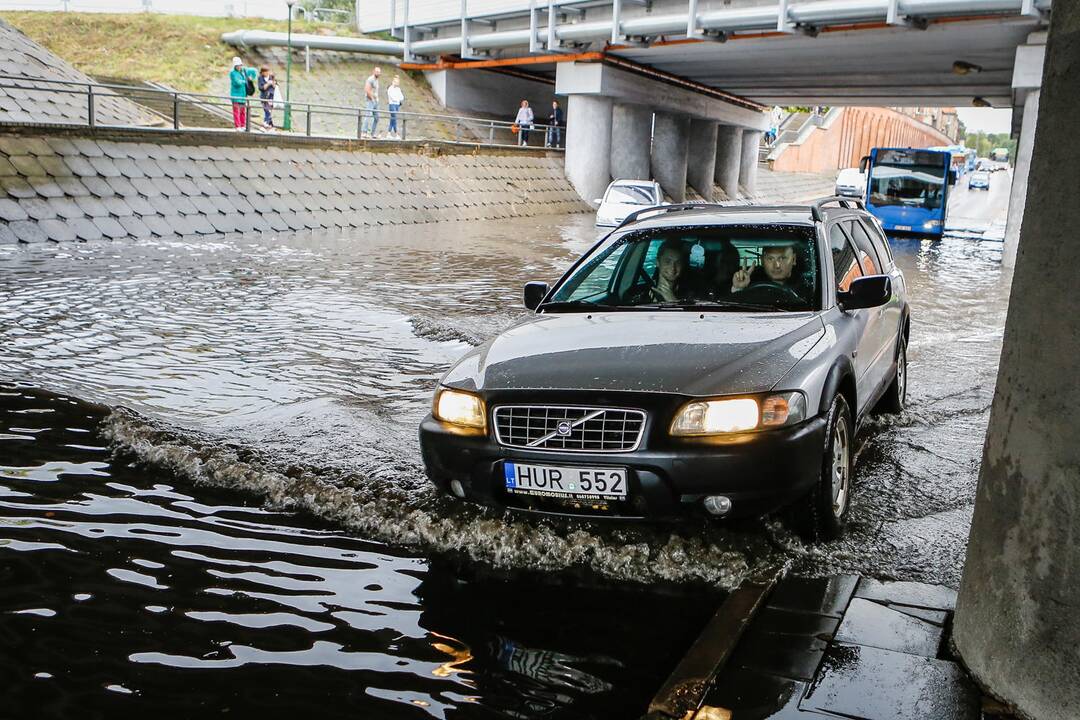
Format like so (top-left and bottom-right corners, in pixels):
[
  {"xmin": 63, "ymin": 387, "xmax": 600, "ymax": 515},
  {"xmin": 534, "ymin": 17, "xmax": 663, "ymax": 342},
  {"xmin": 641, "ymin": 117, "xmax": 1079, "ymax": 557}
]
[{"xmin": 556, "ymin": 421, "xmax": 573, "ymax": 437}]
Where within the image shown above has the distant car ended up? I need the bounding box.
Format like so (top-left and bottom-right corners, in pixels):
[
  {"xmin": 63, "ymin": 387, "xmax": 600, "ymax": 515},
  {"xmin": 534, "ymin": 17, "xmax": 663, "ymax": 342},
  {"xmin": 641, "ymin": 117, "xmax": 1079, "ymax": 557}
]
[
  {"xmin": 968, "ymin": 171, "xmax": 990, "ymax": 190},
  {"xmin": 420, "ymin": 198, "xmax": 910, "ymax": 541},
  {"xmin": 594, "ymin": 179, "xmax": 664, "ymax": 227},
  {"xmin": 834, "ymin": 168, "xmax": 866, "ymax": 198}
]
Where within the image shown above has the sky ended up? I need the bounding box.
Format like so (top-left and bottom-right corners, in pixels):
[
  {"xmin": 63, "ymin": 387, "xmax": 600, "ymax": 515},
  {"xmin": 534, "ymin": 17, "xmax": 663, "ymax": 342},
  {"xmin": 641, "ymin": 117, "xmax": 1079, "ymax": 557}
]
[{"xmin": 956, "ymin": 108, "xmax": 1013, "ymax": 135}]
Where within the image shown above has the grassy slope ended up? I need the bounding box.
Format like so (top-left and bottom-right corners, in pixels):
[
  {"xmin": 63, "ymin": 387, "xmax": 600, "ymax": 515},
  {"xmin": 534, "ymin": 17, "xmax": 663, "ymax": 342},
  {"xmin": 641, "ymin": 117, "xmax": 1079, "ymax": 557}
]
[{"xmin": 2, "ymin": 12, "xmax": 356, "ymax": 93}]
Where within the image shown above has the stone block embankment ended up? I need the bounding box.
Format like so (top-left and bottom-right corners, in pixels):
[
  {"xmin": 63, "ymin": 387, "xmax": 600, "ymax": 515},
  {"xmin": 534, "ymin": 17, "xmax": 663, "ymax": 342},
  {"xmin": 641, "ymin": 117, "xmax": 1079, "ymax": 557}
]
[{"xmin": 0, "ymin": 130, "xmax": 586, "ymax": 243}]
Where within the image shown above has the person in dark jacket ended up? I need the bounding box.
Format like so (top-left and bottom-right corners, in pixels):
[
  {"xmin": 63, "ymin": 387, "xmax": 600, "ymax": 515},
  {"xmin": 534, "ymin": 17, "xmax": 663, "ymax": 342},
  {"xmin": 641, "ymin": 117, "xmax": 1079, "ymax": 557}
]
[
  {"xmin": 257, "ymin": 66, "xmax": 277, "ymax": 131},
  {"xmin": 546, "ymin": 99, "xmax": 564, "ymax": 148}
]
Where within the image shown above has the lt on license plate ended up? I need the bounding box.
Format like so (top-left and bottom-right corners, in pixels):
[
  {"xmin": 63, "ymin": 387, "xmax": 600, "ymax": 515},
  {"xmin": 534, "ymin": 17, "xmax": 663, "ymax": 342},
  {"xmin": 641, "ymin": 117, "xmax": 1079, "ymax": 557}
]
[{"xmin": 504, "ymin": 462, "xmax": 627, "ymax": 500}]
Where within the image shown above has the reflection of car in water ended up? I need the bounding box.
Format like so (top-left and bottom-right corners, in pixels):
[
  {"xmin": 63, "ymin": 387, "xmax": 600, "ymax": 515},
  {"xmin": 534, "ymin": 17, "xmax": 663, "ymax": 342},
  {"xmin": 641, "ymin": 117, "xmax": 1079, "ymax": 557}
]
[
  {"xmin": 834, "ymin": 168, "xmax": 866, "ymax": 198},
  {"xmin": 594, "ymin": 179, "xmax": 664, "ymax": 227},
  {"xmin": 420, "ymin": 198, "xmax": 910, "ymax": 541},
  {"xmin": 968, "ymin": 171, "xmax": 990, "ymax": 190}
]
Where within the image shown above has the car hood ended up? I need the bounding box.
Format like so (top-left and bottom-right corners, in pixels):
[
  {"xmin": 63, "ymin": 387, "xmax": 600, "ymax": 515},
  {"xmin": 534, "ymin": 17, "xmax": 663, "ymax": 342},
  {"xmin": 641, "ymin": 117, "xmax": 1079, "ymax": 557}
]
[
  {"xmin": 441, "ymin": 311, "xmax": 826, "ymax": 396},
  {"xmin": 598, "ymin": 201, "xmax": 649, "ymax": 219}
]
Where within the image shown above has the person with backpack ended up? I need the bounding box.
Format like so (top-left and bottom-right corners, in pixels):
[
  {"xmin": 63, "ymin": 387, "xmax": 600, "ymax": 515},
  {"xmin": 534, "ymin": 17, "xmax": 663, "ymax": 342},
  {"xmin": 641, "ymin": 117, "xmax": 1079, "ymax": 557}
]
[
  {"xmin": 257, "ymin": 66, "xmax": 277, "ymax": 131},
  {"xmin": 229, "ymin": 57, "xmax": 255, "ymax": 131}
]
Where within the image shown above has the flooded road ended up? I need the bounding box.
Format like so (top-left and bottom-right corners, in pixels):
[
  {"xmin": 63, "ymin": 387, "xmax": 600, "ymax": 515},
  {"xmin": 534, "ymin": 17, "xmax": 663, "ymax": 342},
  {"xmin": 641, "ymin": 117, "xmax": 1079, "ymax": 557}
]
[{"xmin": 0, "ymin": 193, "xmax": 1011, "ymax": 715}]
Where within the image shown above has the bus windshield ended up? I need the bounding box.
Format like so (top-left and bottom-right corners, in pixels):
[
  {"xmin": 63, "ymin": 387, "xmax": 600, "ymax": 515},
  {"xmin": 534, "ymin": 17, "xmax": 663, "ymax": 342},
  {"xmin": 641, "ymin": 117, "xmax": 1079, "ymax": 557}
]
[{"xmin": 868, "ymin": 163, "xmax": 946, "ymax": 210}]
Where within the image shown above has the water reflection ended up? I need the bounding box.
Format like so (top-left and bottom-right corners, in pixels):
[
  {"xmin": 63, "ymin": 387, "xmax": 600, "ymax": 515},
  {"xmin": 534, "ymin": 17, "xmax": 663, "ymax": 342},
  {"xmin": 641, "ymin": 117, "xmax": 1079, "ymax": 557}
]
[{"xmin": 0, "ymin": 387, "xmax": 715, "ymax": 718}]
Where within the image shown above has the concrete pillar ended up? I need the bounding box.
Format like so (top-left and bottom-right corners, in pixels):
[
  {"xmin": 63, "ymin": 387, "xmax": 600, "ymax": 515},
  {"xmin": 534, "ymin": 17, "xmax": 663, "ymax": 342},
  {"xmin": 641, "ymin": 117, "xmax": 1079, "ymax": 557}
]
[
  {"xmin": 650, "ymin": 112, "xmax": 691, "ymax": 203},
  {"xmin": 610, "ymin": 103, "xmax": 652, "ymax": 181},
  {"xmin": 1002, "ymin": 90, "xmax": 1040, "ymax": 268},
  {"xmin": 686, "ymin": 119, "xmax": 718, "ymax": 201},
  {"xmin": 564, "ymin": 95, "xmax": 613, "ymax": 204},
  {"xmin": 739, "ymin": 130, "xmax": 762, "ymax": 195},
  {"xmin": 953, "ymin": 5, "xmax": 1079, "ymax": 719},
  {"xmin": 714, "ymin": 125, "xmax": 742, "ymax": 200}
]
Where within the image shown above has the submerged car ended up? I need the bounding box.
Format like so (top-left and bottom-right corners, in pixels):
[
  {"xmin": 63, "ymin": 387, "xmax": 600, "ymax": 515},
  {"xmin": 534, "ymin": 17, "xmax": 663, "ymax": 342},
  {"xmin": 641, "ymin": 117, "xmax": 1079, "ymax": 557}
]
[
  {"xmin": 968, "ymin": 171, "xmax": 990, "ymax": 190},
  {"xmin": 420, "ymin": 198, "xmax": 909, "ymax": 540},
  {"xmin": 594, "ymin": 179, "xmax": 664, "ymax": 227}
]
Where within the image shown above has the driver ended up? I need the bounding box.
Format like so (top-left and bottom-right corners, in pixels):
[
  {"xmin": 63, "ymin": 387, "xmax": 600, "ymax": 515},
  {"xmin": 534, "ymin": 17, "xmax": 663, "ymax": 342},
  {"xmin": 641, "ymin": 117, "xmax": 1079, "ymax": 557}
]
[{"xmin": 732, "ymin": 244, "xmax": 798, "ymax": 293}]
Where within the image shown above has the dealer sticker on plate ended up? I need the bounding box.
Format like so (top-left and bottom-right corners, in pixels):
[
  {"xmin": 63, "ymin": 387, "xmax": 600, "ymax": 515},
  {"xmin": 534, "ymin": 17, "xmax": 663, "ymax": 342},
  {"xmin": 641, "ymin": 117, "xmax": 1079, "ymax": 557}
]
[{"xmin": 504, "ymin": 462, "xmax": 627, "ymax": 500}]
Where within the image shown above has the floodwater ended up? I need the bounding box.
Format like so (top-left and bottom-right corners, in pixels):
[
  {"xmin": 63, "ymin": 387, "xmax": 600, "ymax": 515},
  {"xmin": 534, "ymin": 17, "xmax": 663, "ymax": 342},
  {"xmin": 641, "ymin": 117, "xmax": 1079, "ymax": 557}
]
[{"xmin": 0, "ymin": 179, "xmax": 1011, "ymax": 717}]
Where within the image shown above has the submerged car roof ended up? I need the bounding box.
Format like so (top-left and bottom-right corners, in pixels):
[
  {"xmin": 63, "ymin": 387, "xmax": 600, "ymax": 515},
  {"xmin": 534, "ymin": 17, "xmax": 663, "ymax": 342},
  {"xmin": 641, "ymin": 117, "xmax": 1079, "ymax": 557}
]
[{"xmin": 618, "ymin": 203, "xmax": 862, "ymax": 232}]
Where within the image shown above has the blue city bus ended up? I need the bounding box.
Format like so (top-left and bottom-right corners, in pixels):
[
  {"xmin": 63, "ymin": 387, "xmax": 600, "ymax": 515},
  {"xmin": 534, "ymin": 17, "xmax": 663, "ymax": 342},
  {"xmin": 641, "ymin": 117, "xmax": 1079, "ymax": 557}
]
[{"xmin": 860, "ymin": 147, "xmax": 956, "ymax": 238}]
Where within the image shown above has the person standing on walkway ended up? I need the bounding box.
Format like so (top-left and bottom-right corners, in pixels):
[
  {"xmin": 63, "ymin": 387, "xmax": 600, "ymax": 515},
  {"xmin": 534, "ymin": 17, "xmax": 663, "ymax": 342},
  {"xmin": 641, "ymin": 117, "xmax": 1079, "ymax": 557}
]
[
  {"xmin": 362, "ymin": 66, "xmax": 382, "ymax": 138},
  {"xmin": 257, "ymin": 66, "xmax": 277, "ymax": 131},
  {"xmin": 546, "ymin": 99, "xmax": 563, "ymax": 148},
  {"xmin": 229, "ymin": 57, "xmax": 250, "ymax": 131},
  {"xmin": 515, "ymin": 100, "xmax": 534, "ymax": 146},
  {"xmin": 387, "ymin": 75, "xmax": 404, "ymax": 139}
]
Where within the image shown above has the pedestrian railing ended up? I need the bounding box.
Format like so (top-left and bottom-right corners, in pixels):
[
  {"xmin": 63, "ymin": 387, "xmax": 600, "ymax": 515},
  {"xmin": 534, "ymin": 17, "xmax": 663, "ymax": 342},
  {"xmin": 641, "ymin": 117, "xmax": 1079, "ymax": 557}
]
[{"xmin": 0, "ymin": 74, "xmax": 565, "ymax": 150}]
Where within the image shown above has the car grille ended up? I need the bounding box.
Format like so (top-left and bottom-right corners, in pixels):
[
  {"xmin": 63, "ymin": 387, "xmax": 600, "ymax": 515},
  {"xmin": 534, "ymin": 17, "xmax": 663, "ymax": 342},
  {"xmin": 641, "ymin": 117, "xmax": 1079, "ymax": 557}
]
[{"xmin": 493, "ymin": 406, "xmax": 647, "ymax": 453}]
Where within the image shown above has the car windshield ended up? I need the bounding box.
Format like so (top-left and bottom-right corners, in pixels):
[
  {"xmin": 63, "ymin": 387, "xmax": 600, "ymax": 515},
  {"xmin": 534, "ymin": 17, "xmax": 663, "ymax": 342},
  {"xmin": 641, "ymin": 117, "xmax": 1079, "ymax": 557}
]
[
  {"xmin": 605, "ymin": 184, "xmax": 657, "ymax": 205},
  {"xmin": 545, "ymin": 225, "xmax": 820, "ymax": 312},
  {"xmin": 868, "ymin": 163, "xmax": 946, "ymax": 210}
]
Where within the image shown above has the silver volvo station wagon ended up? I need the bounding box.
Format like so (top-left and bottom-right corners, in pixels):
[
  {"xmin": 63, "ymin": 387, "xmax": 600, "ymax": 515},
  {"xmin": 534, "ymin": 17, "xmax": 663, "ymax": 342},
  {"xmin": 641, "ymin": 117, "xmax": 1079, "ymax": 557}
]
[{"xmin": 419, "ymin": 198, "xmax": 909, "ymax": 541}]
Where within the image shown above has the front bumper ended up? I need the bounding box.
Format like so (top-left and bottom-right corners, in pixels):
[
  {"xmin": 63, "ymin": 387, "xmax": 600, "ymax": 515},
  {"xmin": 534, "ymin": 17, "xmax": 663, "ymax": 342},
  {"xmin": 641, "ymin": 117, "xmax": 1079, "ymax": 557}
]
[{"xmin": 419, "ymin": 413, "xmax": 826, "ymax": 520}]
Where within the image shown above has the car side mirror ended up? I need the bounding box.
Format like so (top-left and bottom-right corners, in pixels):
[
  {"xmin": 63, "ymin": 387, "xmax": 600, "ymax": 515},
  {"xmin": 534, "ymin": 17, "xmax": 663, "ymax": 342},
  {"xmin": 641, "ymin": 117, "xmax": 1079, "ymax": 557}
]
[
  {"xmin": 859, "ymin": 155, "xmax": 869, "ymax": 174},
  {"xmin": 593, "ymin": 198, "xmax": 604, "ymax": 206},
  {"xmin": 523, "ymin": 281, "xmax": 550, "ymax": 310},
  {"xmin": 838, "ymin": 275, "xmax": 891, "ymax": 311}
]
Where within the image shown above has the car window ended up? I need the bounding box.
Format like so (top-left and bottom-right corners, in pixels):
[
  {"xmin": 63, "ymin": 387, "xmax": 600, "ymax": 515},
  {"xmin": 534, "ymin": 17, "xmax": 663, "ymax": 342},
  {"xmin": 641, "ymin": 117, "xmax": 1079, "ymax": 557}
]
[
  {"xmin": 846, "ymin": 220, "xmax": 885, "ymax": 275},
  {"xmin": 605, "ymin": 185, "xmax": 658, "ymax": 205},
  {"xmin": 857, "ymin": 218, "xmax": 894, "ymax": 270},
  {"xmin": 549, "ymin": 225, "xmax": 821, "ymax": 312},
  {"xmin": 830, "ymin": 224, "xmax": 861, "ymax": 292}
]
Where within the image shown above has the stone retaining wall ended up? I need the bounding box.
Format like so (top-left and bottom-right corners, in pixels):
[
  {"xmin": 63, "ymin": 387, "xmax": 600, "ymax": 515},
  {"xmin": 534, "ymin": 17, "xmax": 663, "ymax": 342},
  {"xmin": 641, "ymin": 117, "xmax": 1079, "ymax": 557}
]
[{"xmin": 0, "ymin": 130, "xmax": 586, "ymax": 243}]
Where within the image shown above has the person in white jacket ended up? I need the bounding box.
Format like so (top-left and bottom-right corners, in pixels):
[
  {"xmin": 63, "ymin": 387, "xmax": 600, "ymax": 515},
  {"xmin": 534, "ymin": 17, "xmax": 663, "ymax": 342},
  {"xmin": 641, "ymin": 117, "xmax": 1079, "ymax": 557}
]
[
  {"xmin": 387, "ymin": 76, "xmax": 405, "ymax": 139},
  {"xmin": 514, "ymin": 100, "xmax": 534, "ymax": 146}
]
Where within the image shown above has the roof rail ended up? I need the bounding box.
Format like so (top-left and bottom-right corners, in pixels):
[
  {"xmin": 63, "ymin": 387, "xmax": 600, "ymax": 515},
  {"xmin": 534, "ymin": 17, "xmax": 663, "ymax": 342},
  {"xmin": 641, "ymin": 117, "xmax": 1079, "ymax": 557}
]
[
  {"xmin": 614, "ymin": 202, "xmax": 725, "ymax": 230},
  {"xmin": 810, "ymin": 196, "xmax": 866, "ymax": 222}
]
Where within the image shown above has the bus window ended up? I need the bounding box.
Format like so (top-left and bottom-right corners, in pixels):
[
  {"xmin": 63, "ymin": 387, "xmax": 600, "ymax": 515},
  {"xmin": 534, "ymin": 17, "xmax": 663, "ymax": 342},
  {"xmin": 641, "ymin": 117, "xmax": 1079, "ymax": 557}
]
[{"xmin": 830, "ymin": 224, "xmax": 861, "ymax": 292}]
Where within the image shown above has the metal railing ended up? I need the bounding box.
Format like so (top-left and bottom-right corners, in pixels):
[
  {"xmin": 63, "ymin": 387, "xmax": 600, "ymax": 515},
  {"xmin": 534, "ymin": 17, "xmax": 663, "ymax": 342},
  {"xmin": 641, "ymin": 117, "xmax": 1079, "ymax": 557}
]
[{"xmin": 0, "ymin": 74, "xmax": 565, "ymax": 150}]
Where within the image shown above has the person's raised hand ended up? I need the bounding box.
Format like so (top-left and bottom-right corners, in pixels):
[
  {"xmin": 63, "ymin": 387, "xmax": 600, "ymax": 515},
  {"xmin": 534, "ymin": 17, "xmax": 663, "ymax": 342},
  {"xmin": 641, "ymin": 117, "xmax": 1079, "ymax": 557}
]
[{"xmin": 732, "ymin": 261, "xmax": 755, "ymax": 291}]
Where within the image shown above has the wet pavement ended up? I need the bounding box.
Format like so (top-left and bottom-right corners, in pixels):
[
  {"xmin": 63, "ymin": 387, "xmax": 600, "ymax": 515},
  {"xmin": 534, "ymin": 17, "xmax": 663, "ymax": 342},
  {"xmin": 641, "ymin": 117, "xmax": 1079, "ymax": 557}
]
[{"xmin": 0, "ymin": 183, "xmax": 1012, "ymax": 716}]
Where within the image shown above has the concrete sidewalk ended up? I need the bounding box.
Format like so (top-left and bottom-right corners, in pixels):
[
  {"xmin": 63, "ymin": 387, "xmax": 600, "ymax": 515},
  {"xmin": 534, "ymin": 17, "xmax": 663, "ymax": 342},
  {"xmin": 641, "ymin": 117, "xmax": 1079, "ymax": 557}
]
[{"xmin": 649, "ymin": 573, "xmax": 1012, "ymax": 720}]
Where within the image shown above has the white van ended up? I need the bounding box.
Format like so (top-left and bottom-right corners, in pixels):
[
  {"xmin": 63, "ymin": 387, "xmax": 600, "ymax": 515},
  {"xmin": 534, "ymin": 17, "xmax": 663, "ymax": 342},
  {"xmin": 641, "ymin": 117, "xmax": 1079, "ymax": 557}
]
[
  {"xmin": 594, "ymin": 179, "xmax": 664, "ymax": 227},
  {"xmin": 834, "ymin": 168, "xmax": 867, "ymax": 198}
]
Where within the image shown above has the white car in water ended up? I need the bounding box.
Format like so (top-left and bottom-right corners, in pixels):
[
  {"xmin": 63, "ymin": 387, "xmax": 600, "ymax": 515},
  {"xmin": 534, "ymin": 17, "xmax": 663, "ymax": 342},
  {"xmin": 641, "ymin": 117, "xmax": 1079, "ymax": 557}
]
[
  {"xmin": 834, "ymin": 168, "xmax": 867, "ymax": 198},
  {"xmin": 594, "ymin": 179, "xmax": 664, "ymax": 227}
]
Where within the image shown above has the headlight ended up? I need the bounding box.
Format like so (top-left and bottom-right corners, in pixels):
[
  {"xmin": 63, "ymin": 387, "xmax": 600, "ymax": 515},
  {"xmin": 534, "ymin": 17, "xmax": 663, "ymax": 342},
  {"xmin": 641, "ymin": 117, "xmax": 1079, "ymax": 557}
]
[
  {"xmin": 670, "ymin": 392, "xmax": 806, "ymax": 436},
  {"xmin": 923, "ymin": 220, "xmax": 942, "ymax": 229},
  {"xmin": 433, "ymin": 387, "xmax": 486, "ymax": 429}
]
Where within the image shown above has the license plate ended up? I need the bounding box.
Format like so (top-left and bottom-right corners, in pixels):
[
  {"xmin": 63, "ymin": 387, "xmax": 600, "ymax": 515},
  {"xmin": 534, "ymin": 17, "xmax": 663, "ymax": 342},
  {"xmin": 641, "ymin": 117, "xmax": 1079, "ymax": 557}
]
[
  {"xmin": 894, "ymin": 225, "xmax": 912, "ymax": 231},
  {"xmin": 504, "ymin": 462, "xmax": 627, "ymax": 500}
]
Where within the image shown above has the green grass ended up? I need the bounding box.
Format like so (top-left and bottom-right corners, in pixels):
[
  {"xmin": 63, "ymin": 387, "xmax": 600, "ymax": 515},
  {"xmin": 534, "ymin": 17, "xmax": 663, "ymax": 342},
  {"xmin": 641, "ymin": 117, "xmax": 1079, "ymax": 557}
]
[{"xmin": 3, "ymin": 12, "xmax": 360, "ymax": 93}]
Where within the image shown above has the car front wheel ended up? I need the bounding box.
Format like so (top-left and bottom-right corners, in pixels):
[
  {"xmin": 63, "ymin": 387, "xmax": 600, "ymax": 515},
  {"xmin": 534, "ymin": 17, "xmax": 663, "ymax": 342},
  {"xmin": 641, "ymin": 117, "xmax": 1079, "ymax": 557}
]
[{"xmin": 785, "ymin": 394, "xmax": 853, "ymax": 542}]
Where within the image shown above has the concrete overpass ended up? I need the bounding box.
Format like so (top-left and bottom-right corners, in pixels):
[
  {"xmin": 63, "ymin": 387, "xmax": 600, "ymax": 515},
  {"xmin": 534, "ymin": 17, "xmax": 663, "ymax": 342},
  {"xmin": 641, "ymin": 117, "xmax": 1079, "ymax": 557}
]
[{"xmin": 225, "ymin": 0, "xmax": 1051, "ymax": 250}]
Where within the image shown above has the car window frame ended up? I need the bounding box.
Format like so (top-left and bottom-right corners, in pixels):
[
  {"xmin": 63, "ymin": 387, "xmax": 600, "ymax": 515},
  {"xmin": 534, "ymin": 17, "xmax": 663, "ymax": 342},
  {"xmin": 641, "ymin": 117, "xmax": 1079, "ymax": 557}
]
[
  {"xmin": 845, "ymin": 219, "xmax": 887, "ymax": 275},
  {"xmin": 857, "ymin": 216, "xmax": 895, "ymax": 271},
  {"xmin": 827, "ymin": 221, "xmax": 863, "ymax": 302}
]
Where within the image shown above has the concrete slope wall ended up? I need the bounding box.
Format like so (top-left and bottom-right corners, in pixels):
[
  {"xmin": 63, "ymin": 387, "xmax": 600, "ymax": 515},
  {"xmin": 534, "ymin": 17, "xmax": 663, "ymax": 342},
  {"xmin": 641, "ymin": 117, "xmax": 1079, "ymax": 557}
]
[
  {"xmin": 770, "ymin": 106, "xmax": 954, "ymax": 173},
  {"xmin": 0, "ymin": 20, "xmax": 156, "ymax": 127},
  {"xmin": 0, "ymin": 130, "xmax": 585, "ymax": 244}
]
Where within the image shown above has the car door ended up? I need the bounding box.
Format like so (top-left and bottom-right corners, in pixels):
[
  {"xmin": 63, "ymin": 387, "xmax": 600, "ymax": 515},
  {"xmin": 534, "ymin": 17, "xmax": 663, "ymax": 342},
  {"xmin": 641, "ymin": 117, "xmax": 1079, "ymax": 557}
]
[
  {"xmin": 847, "ymin": 219, "xmax": 902, "ymax": 394},
  {"xmin": 828, "ymin": 223, "xmax": 878, "ymax": 417}
]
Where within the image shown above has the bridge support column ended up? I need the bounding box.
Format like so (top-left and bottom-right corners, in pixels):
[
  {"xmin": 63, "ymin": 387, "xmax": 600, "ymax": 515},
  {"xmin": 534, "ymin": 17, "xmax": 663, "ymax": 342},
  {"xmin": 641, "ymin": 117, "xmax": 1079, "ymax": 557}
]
[
  {"xmin": 687, "ymin": 119, "xmax": 718, "ymax": 201},
  {"xmin": 739, "ymin": 130, "xmax": 761, "ymax": 196},
  {"xmin": 1003, "ymin": 90, "xmax": 1040, "ymax": 268},
  {"xmin": 714, "ymin": 125, "xmax": 742, "ymax": 200},
  {"xmin": 565, "ymin": 95, "xmax": 613, "ymax": 204},
  {"xmin": 953, "ymin": 6, "xmax": 1080, "ymax": 719},
  {"xmin": 651, "ymin": 112, "xmax": 690, "ymax": 202},
  {"xmin": 610, "ymin": 103, "xmax": 652, "ymax": 181}
]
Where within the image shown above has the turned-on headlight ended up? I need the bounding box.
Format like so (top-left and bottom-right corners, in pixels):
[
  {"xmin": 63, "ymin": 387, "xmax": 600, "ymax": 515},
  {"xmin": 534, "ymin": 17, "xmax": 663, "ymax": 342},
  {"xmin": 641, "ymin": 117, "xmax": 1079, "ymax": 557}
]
[
  {"xmin": 670, "ymin": 392, "xmax": 806, "ymax": 436},
  {"xmin": 433, "ymin": 387, "xmax": 486, "ymax": 429}
]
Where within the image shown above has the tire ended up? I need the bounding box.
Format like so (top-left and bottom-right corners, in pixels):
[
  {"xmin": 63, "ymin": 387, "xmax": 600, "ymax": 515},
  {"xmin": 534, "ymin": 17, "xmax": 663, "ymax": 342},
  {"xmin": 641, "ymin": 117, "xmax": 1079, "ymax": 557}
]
[
  {"xmin": 784, "ymin": 394, "xmax": 853, "ymax": 543},
  {"xmin": 875, "ymin": 334, "xmax": 908, "ymax": 414}
]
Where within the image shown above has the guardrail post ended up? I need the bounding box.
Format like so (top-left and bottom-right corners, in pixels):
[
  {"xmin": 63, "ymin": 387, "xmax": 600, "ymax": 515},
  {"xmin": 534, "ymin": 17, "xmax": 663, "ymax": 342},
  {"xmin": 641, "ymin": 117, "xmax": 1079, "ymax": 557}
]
[
  {"xmin": 245, "ymin": 99, "xmax": 252, "ymax": 132},
  {"xmin": 401, "ymin": 117, "xmax": 407, "ymax": 141},
  {"xmin": 172, "ymin": 92, "xmax": 180, "ymax": 130},
  {"xmin": 357, "ymin": 108, "xmax": 363, "ymax": 139},
  {"xmin": 454, "ymin": 119, "xmax": 460, "ymax": 143},
  {"xmin": 306, "ymin": 104, "xmax": 312, "ymax": 136},
  {"xmin": 87, "ymin": 84, "xmax": 95, "ymax": 128},
  {"xmin": 488, "ymin": 122, "xmax": 494, "ymax": 144}
]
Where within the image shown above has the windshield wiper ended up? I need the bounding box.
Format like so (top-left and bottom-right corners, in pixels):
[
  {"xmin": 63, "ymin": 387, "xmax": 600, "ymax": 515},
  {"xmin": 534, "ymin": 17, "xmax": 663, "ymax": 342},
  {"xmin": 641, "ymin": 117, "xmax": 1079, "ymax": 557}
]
[
  {"xmin": 636, "ymin": 300, "xmax": 780, "ymax": 312},
  {"xmin": 538, "ymin": 300, "xmax": 623, "ymax": 312}
]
